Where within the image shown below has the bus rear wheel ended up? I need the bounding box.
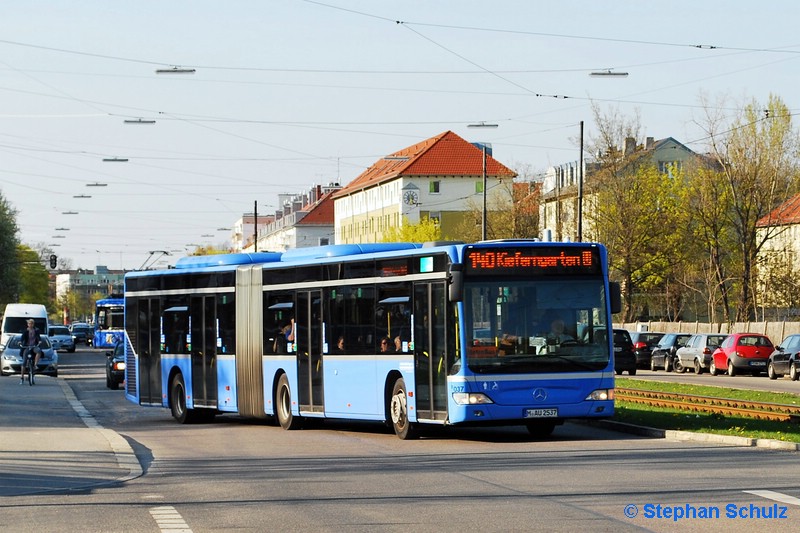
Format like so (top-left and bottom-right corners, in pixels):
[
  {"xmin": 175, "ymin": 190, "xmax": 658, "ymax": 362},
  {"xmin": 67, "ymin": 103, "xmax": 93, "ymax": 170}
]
[
  {"xmin": 390, "ymin": 378, "xmax": 417, "ymax": 440},
  {"xmin": 276, "ymin": 374, "xmax": 301, "ymax": 430},
  {"xmin": 170, "ymin": 373, "xmax": 196, "ymax": 424}
]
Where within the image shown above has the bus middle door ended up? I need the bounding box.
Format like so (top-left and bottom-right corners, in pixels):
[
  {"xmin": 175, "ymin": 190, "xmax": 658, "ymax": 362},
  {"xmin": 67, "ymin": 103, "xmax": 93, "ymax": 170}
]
[
  {"xmin": 190, "ymin": 295, "xmax": 217, "ymax": 408},
  {"xmin": 296, "ymin": 290, "xmax": 324, "ymax": 414}
]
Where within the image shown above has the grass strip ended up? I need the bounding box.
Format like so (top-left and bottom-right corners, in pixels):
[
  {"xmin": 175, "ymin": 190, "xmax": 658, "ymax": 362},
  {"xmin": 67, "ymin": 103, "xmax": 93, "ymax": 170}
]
[{"xmin": 614, "ymin": 377, "xmax": 800, "ymax": 443}]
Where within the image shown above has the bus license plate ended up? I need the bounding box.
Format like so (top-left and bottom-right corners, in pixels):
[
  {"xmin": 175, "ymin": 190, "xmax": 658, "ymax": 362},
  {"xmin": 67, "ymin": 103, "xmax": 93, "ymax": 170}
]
[{"xmin": 525, "ymin": 408, "xmax": 558, "ymax": 418}]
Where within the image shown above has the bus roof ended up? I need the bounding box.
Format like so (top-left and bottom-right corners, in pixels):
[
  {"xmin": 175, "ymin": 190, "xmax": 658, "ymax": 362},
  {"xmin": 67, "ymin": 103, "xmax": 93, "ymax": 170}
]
[{"xmin": 125, "ymin": 240, "xmax": 605, "ymax": 279}]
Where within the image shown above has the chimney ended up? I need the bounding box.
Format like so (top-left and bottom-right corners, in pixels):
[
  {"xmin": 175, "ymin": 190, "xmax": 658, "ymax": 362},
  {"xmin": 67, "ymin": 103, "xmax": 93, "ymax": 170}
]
[
  {"xmin": 624, "ymin": 137, "xmax": 636, "ymax": 156},
  {"xmin": 645, "ymin": 137, "xmax": 655, "ymax": 150}
]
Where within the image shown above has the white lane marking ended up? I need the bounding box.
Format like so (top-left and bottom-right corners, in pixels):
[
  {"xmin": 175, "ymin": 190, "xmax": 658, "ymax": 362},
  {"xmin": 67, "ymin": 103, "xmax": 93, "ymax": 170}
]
[
  {"xmin": 58, "ymin": 379, "xmax": 143, "ymax": 481},
  {"xmin": 744, "ymin": 490, "xmax": 800, "ymax": 506},
  {"xmin": 150, "ymin": 506, "xmax": 193, "ymax": 532}
]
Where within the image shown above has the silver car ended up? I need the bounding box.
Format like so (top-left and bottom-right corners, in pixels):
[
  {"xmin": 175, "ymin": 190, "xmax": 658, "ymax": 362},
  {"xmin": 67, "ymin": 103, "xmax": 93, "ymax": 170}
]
[
  {"xmin": 0, "ymin": 335, "xmax": 59, "ymax": 377},
  {"xmin": 674, "ymin": 333, "xmax": 728, "ymax": 374},
  {"xmin": 48, "ymin": 325, "xmax": 76, "ymax": 353}
]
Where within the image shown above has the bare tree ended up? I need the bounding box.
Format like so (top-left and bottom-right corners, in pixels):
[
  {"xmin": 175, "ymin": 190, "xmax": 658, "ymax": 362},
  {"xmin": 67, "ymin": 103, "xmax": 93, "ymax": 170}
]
[
  {"xmin": 452, "ymin": 173, "xmax": 539, "ymax": 242},
  {"xmin": 698, "ymin": 94, "xmax": 800, "ymax": 321}
]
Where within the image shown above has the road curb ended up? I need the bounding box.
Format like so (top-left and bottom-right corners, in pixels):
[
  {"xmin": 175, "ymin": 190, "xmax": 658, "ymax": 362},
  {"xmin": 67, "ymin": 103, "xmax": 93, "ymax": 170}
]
[
  {"xmin": 585, "ymin": 418, "xmax": 800, "ymax": 451},
  {"xmin": 57, "ymin": 379, "xmax": 144, "ymax": 481}
]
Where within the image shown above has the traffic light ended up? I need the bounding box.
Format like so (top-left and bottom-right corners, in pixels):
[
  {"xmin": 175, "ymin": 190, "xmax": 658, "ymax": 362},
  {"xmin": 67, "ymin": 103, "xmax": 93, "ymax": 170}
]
[{"xmin": 49, "ymin": 254, "xmax": 57, "ymax": 269}]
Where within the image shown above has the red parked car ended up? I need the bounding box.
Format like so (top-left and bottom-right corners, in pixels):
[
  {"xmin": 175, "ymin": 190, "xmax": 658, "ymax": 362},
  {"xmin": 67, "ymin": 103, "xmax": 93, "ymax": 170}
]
[{"xmin": 710, "ymin": 333, "xmax": 773, "ymax": 376}]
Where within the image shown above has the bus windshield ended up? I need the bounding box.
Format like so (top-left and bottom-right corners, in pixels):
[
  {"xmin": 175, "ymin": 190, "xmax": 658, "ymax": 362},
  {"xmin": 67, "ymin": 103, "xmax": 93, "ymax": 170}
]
[
  {"xmin": 97, "ymin": 304, "xmax": 124, "ymax": 329},
  {"xmin": 463, "ymin": 278, "xmax": 610, "ymax": 374}
]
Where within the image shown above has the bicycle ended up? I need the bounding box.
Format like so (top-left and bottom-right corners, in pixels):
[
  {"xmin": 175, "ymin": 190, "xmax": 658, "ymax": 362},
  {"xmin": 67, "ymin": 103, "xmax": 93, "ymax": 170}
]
[{"xmin": 20, "ymin": 346, "xmax": 37, "ymax": 386}]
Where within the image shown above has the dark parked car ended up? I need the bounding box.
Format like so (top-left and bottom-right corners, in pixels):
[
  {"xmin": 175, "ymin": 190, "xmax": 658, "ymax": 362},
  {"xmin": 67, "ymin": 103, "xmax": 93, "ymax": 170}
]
[
  {"xmin": 70, "ymin": 324, "xmax": 94, "ymax": 346},
  {"xmin": 629, "ymin": 331, "xmax": 664, "ymax": 369},
  {"xmin": 105, "ymin": 342, "xmax": 125, "ymax": 389},
  {"xmin": 768, "ymin": 334, "xmax": 800, "ymax": 381},
  {"xmin": 613, "ymin": 329, "xmax": 636, "ymax": 375},
  {"xmin": 650, "ymin": 333, "xmax": 692, "ymax": 372}
]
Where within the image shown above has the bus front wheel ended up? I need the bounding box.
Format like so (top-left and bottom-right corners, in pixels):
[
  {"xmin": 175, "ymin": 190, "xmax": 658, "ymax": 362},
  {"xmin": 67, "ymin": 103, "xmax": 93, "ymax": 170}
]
[
  {"xmin": 276, "ymin": 374, "xmax": 301, "ymax": 430},
  {"xmin": 525, "ymin": 420, "xmax": 556, "ymax": 439},
  {"xmin": 390, "ymin": 378, "xmax": 417, "ymax": 440}
]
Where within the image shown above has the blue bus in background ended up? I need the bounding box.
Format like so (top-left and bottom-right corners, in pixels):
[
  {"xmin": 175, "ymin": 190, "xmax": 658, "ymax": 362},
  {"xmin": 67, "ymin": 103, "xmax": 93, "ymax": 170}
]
[
  {"xmin": 123, "ymin": 240, "xmax": 621, "ymax": 439},
  {"xmin": 93, "ymin": 297, "xmax": 125, "ymax": 349}
]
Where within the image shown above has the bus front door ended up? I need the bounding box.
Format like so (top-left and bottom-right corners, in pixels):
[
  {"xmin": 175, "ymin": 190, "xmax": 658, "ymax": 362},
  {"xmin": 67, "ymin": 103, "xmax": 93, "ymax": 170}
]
[
  {"xmin": 413, "ymin": 282, "xmax": 448, "ymax": 421},
  {"xmin": 296, "ymin": 290, "xmax": 323, "ymax": 413},
  {"xmin": 190, "ymin": 295, "xmax": 217, "ymax": 408}
]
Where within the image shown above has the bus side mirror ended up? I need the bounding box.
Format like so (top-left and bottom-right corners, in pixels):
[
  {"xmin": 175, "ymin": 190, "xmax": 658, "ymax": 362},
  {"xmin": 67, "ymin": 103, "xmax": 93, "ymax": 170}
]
[
  {"xmin": 448, "ymin": 263, "xmax": 463, "ymax": 303},
  {"xmin": 609, "ymin": 282, "xmax": 622, "ymax": 314}
]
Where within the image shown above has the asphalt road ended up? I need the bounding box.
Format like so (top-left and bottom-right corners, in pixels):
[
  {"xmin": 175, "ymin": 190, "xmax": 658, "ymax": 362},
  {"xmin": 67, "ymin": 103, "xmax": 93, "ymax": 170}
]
[{"xmin": 1, "ymin": 348, "xmax": 799, "ymax": 532}]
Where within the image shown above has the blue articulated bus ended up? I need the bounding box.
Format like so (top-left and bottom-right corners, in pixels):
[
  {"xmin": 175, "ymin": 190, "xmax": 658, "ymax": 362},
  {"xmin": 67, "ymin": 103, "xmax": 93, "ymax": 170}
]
[
  {"xmin": 123, "ymin": 240, "xmax": 621, "ymax": 439},
  {"xmin": 93, "ymin": 297, "xmax": 125, "ymax": 349}
]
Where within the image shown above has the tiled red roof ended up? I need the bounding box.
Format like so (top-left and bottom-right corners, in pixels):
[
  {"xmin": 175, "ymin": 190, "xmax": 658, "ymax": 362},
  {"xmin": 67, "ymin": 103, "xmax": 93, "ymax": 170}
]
[
  {"xmin": 757, "ymin": 193, "xmax": 800, "ymax": 227},
  {"xmin": 334, "ymin": 131, "xmax": 516, "ymax": 197},
  {"xmin": 297, "ymin": 191, "xmax": 335, "ymax": 225}
]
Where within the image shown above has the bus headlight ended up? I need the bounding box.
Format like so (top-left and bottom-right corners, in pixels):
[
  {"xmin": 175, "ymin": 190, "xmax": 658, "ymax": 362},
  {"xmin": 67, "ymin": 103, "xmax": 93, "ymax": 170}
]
[
  {"xmin": 452, "ymin": 392, "xmax": 494, "ymax": 405},
  {"xmin": 586, "ymin": 389, "xmax": 614, "ymax": 401}
]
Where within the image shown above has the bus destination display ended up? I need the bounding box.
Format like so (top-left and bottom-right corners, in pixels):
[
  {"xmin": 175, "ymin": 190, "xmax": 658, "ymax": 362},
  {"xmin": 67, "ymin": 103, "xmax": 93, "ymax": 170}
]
[{"xmin": 464, "ymin": 247, "xmax": 600, "ymax": 276}]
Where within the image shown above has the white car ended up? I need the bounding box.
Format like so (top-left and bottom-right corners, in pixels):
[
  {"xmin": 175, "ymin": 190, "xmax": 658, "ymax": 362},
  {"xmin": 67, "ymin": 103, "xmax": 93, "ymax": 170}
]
[{"xmin": 47, "ymin": 325, "xmax": 76, "ymax": 353}]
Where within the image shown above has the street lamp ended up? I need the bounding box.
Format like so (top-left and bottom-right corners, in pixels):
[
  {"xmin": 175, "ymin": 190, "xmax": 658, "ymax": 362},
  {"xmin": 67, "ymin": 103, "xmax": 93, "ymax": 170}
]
[
  {"xmin": 589, "ymin": 69, "xmax": 629, "ymax": 78},
  {"xmin": 155, "ymin": 66, "xmax": 196, "ymax": 74},
  {"xmin": 468, "ymin": 122, "xmax": 499, "ymax": 241}
]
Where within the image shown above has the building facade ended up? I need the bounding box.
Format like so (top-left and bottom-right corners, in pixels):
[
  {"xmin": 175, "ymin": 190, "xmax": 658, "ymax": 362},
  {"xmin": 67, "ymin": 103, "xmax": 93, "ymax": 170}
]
[
  {"xmin": 333, "ymin": 131, "xmax": 516, "ymax": 244},
  {"xmin": 242, "ymin": 184, "xmax": 340, "ymax": 253},
  {"xmin": 540, "ymin": 136, "xmax": 698, "ymax": 242}
]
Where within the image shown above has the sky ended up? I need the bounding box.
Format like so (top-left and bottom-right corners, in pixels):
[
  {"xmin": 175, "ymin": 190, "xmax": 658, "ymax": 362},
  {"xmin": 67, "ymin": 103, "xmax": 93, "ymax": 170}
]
[{"xmin": 2, "ymin": 1, "xmax": 798, "ymax": 271}]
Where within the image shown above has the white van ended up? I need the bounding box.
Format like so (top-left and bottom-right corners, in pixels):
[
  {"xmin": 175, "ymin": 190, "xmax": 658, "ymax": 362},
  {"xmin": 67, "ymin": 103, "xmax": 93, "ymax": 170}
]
[{"xmin": 1, "ymin": 303, "xmax": 49, "ymax": 350}]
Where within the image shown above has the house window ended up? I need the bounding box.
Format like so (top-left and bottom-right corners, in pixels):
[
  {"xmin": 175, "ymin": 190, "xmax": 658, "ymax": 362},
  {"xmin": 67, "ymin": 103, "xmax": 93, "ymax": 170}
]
[
  {"xmin": 429, "ymin": 211, "xmax": 441, "ymax": 225},
  {"xmin": 319, "ymin": 238, "xmax": 329, "ymax": 246},
  {"xmin": 475, "ymin": 181, "xmax": 484, "ymax": 193},
  {"xmin": 430, "ymin": 181, "xmax": 441, "ymax": 194},
  {"xmin": 658, "ymin": 160, "xmax": 682, "ymax": 177}
]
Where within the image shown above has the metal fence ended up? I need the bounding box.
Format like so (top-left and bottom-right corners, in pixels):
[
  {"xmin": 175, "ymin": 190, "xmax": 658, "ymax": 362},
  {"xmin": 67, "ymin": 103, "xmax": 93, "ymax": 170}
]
[{"xmin": 616, "ymin": 321, "xmax": 800, "ymax": 344}]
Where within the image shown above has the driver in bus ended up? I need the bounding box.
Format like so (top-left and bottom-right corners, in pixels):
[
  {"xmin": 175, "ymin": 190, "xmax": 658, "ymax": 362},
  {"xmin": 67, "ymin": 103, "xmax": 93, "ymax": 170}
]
[{"xmin": 547, "ymin": 318, "xmax": 574, "ymax": 344}]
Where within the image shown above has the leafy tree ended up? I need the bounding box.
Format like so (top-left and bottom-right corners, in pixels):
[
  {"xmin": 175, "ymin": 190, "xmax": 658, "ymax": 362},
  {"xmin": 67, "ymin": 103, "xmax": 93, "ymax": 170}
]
[
  {"xmin": 586, "ymin": 159, "xmax": 686, "ymax": 321},
  {"xmin": 0, "ymin": 190, "xmax": 20, "ymax": 307},
  {"xmin": 381, "ymin": 216, "xmax": 441, "ymax": 242},
  {"xmin": 583, "ymin": 103, "xmax": 688, "ymax": 321},
  {"xmin": 16, "ymin": 245, "xmax": 50, "ymax": 306}
]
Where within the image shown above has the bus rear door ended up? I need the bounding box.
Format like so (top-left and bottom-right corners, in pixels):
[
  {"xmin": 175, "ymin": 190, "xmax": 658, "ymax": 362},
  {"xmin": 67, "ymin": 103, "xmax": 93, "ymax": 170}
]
[{"xmin": 296, "ymin": 290, "xmax": 324, "ymax": 414}]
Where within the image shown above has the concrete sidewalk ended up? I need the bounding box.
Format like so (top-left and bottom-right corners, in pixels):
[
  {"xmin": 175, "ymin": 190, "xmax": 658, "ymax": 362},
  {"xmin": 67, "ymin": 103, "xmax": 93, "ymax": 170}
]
[{"xmin": 0, "ymin": 374, "xmax": 141, "ymax": 496}]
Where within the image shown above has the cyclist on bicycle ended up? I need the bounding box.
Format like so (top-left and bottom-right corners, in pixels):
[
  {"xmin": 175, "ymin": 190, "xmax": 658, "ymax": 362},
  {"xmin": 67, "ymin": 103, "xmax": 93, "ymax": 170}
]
[{"xmin": 20, "ymin": 318, "xmax": 42, "ymax": 385}]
